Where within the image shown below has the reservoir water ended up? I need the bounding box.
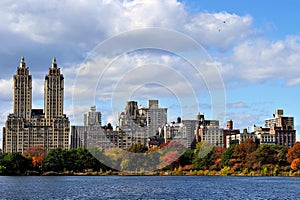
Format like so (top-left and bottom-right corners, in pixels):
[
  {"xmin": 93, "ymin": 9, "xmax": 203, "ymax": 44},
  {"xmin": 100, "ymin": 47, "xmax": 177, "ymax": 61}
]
[{"xmin": 0, "ymin": 176, "xmax": 299, "ymax": 199}]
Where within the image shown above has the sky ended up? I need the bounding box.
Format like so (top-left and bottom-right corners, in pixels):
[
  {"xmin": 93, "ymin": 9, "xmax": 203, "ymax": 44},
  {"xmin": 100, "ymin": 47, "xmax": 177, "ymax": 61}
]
[{"xmin": 1, "ymin": 0, "xmax": 300, "ymax": 148}]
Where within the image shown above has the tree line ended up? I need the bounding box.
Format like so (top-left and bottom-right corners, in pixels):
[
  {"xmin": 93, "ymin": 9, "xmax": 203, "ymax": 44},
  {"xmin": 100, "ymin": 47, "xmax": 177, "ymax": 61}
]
[{"xmin": 0, "ymin": 139, "xmax": 300, "ymax": 176}]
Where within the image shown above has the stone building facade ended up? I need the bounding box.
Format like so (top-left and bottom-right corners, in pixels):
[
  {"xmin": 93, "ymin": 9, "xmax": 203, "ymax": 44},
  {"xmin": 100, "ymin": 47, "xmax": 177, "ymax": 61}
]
[{"xmin": 3, "ymin": 58, "xmax": 70, "ymax": 153}]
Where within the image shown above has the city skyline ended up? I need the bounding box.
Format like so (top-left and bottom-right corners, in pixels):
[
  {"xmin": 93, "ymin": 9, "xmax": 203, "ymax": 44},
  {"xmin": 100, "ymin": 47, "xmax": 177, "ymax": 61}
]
[{"xmin": 1, "ymin": 0, "xmax": 300, "ymax": 148}]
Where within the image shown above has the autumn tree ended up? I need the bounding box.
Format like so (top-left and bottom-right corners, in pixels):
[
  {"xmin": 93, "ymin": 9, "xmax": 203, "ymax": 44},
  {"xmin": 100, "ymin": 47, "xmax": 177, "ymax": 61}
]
[
  {"xmin": 160, "ymin": 150, "xmax": 181, "ymax": 170},
  {"xmin": 210, "ymin": 147, "xmax": 226, "ymax": 170},
  {"xmin": 231, "ymin": 139, "xmax": 258, "ymax": 171},
  {"xmin": 104, "ymin": 148, "xmax": 125, "ymax": 170},
  {"xmin": 126, "ymin": 143, "xmax": 148, "ymax": 153},
  {"xmin": 23, "ymin": 146, "xmax": 45, "ymax": 169},
  {"xmin": 286, "ymin": 142, "xmax": 300, "ymax": 163},
  {"xmin": 157, "ymin": 141, "xmax": 186, "ymax": 170},
  {"xmin": 233, "ymin": 139, "xmax": 257, "ymax": 163},
  {"xmin": 291, "ymin": 158, "xmax": 300, "ymax": 171},
  {"xmin": 245, "ymin": 144, "xmax": 288, "ymax": 170}
]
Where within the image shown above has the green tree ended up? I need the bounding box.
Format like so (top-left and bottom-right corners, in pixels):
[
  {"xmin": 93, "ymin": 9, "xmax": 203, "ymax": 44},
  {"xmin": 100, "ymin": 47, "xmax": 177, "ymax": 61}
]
[
  {"xmin": 221, "ymin": 144, "xmax": 236, "ymax": 167},
  {"xmin": 0, "ymin": 153, "xmax": 32, "ymax": 175},
  {"xmin": 75, "ymin": 147, "xmax": 102, "ymax": 172},
  {"xmin": 43, "ymin": 148, "xmax": 67, "ymax": 172},
  {"xmin": 193, "ymin": 141, "xmax": 215, "ymax": 170},
  {"xmin": 179, "ymin": 150, "xmax": 194, "ymax": 167}
]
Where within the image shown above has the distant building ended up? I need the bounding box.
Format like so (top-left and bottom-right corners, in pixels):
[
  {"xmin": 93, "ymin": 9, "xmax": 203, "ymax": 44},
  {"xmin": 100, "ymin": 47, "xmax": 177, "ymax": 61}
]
[
  {"xmin": 195, "ymin": 114, "xmax": 224, "ymax": 148},
  {"xmin": 84, "ymin": 106, "xmax": 101, "ymax": 127},
  {"xmin": 182, "ymin": 118, "xmax": 199, "ymax": 149},
  {"xmin": 265, "ymin": 109, "xmax": 294, "ymax": 130},
  {"xmin": 140, "ymin": 100, "xmax": 168, "ymax": 136},
  {"xmin": 162, "ymin": 117, "xmax": 188, "ymax": 148},
  {"xmin": 266, "ymin": 109, "xmax": 296, "ymax": 148},
  {"xmin": 70, "ymin": 106, "xmax": 121, "ymax": 150},
  {"xmin": 3, "ymin": 58, "xmax": 70, "ymax": 153},
  {"xmin": 223, "ymin": 120, "xmax": 240, "ymax": 148},
  {"xmin": 226, "ymin": 109, "xmax": 296, "ymax": 148},
  {"xmin": 118, "ymin": 100, "xmax": 167, "ymax": 147}
]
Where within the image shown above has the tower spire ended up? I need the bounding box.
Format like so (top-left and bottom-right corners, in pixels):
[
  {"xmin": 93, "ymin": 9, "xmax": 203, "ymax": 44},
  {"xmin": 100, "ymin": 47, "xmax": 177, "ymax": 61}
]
[
  {"xmin": 52, "ymin": 57, "xmax": 57, "ymax": 68},
  {"xmin": 20, "ymin": 56, "xmax": 25, "ymax": 68}
]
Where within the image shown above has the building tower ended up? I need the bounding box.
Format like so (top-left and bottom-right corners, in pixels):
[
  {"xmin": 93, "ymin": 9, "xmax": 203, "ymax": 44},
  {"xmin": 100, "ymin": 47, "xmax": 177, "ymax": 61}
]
[
  {"xmin": 13, "ymin": 57, "xmax": 32, "ymax": 119},
  {"xmin": 44, "ymin": 58, "xmax": 64, "ymax": 122},
  {"xmin": 84, "ymin": 106, "xmax": 102, "ymax": 126}
]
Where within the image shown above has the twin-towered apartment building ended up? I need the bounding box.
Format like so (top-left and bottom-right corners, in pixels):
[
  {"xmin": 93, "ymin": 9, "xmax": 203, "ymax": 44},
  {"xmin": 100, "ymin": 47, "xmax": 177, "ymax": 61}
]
[
  {"xmin": 1, "ymin": 58, "xmax": 297, "ymax": 154},
  {"xmin": 2, "ymin": 57, "xmax": 70, "ymax": 153}
]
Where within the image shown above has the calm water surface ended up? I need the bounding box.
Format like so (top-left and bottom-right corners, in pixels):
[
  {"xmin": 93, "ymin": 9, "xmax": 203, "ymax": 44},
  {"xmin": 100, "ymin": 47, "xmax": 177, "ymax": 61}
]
[{"xmin": 0, "ymin": 176, "xmax": 299, "ymax": 199}]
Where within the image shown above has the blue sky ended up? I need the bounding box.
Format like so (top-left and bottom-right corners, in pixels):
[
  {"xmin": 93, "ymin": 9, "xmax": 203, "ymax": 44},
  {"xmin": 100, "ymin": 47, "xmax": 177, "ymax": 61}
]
[
  {"xmin": 1, "ymin": 0, "xmax": 300, "ymax": 148},
  {"xmin": 184, "ymin": 0, "xmax": 300, "ymax": 39}
]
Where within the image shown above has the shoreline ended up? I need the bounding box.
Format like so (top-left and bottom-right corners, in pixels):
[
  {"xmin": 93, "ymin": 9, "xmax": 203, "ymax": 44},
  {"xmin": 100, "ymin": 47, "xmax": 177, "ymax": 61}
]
[{"xmin": 35, "ymin": 170, "xmax": 300, "ymax": 177}]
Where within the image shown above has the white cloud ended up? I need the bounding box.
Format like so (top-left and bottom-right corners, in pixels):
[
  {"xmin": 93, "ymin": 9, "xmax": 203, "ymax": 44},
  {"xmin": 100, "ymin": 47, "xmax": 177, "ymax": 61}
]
[
  {"xmin": 226, "ymin": 112, "xmax": 264, "ymax": 130},
  {"xmin": 286, "ymin": 78, "xmax": 300, "ymax": 87},
  {"xmin": 0, "ymin": 78, "xmax": 13, "ymax": 101},
  {"xmin": 0, "ymin": 0, "xmax": 253, "ymax": 50},
  {"xmin": 228, "ymin": 102, "xmax": 248, "ymax": 109},
  {"xmin": 220, "ymin": 36, "xmax": 300, "ymax": 86}
]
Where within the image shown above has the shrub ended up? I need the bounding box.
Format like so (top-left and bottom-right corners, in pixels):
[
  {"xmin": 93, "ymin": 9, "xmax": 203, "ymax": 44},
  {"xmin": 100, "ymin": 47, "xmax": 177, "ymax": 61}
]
[
  {"xmin": 242, "ymin": 168, "xmax": 249, "ymax": 175},
  {"xmin": 272, "ymin": 167, "xmax": 279, "ymax": 176},
  {"xmin": 261, "ymin": 167, "xmax": 268, "ymax": 176},
  {"xmin": 220, "ymin": 166, "xmax": 231, "ymax": 176},
  {"xmin": 197, "ymin": 170, "xmax": 204, "ymax": 176},
  {"xmin": 204, "ymin": 170, "xmax": 210, "ymax": 176}
]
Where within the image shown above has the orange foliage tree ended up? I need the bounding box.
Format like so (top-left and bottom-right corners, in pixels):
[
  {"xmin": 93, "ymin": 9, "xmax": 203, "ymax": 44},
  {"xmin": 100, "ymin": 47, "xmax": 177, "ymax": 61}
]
[
  {"xmin": 23, "ymin": 146, "xmax": 45, "ymax": 168},
  {"xmin": 291, "ymin": 158, "xmax": 300, "ymax": 171},
  {"xmin": 232, "ymin": 139, "xmax": 258, "ymax": 169},
  {"xmin": 286, "ymin": 142, "xmax": 300, "ymax": 163}
]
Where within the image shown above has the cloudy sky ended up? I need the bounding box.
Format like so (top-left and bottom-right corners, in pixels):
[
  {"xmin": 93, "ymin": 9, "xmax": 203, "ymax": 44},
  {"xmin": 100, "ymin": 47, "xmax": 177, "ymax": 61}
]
[{"xmin": 1, "ymin": 0, "xmax": 300, "ymax": 147}]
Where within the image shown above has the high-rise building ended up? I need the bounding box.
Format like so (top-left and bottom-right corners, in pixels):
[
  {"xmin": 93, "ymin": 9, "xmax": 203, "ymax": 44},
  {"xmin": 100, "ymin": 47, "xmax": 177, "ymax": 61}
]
[
  {"xmin": 140, "ymin": 100, "xmax": 168, "ymax": 136},
  {"xmin": 84, "ymin": 106, "xmax": 101, "ymax": 126},
  {"xmin": 118, "ymin": 100, "xmax": 167, "ymax": 147},
  {"xmin": 44, "ymin": 58, "xmax": 64, "ymax": 121},
  {"xmin": 3, "ymin": 58, "xmax": 70, "ymax": 153},
  {"xmin": 13, "ymin": 57, "xmax": 32, "ymax": 119}
]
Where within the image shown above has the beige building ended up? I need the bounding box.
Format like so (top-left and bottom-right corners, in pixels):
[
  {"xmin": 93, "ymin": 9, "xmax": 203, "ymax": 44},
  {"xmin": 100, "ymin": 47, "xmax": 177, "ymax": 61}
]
[
  {"xmin": 265, "ymin": 109, "xmax": 294, "ymax": 130},
  {"xmin": 162, "ymin": 118, "xmax": 188, "ymax": 148},
  {"xmin": 3, "ymin": 57, "xmax": 70, "ymax": 153},
  {"xmin": 195, "ymin": 114, "xmax": 224, "ymax": 148},
  {"xmin": 226, "ymin": 110, "xmax": 296, "ymax": 148},
  {"xmin": 118, "ymin": 100, "xmax": 167, "ymax": 147}
]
